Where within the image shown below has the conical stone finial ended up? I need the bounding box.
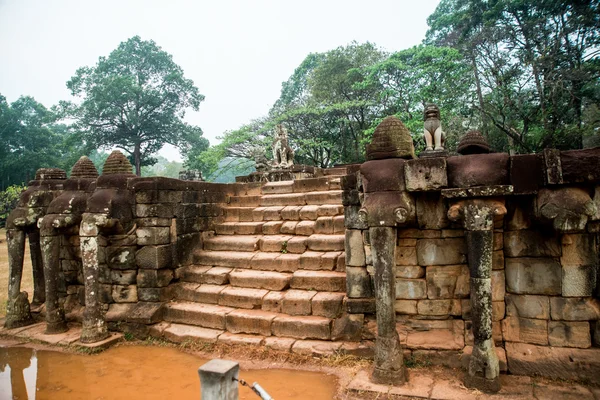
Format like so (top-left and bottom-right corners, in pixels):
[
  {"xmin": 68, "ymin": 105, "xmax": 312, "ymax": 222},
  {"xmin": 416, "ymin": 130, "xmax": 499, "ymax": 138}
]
[
  {"xmin": 35, "ymin": 168, "xmax": 67, "ymax": 181},
  {"xmin": 70, "ymin": 156, "xmax": 99, "ymax": 179},
  {"xmin": 366, "ymin": 116, "xmax": 416, "ymax": 160},
  {"xmin": 457, "ymin": 130, "xmax": 491, "ymax": 155},
  {"xmin": 102, "ymin": 150, "xmax": 134, "ymax": 176}
]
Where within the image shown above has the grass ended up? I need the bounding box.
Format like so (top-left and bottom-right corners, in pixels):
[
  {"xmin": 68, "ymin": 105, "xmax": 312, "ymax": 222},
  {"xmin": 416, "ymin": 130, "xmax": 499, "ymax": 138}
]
[{"xmin": 0, "ymin": 228, "xmax": 35, "ymax": 318}]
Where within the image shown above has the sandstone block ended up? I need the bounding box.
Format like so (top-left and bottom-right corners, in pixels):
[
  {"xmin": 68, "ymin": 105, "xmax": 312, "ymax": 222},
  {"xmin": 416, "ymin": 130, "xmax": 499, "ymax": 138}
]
[
  {"xmin": 110, "ymin": 270, "xmax": 137, "ymax": 285},
  {"xmin": 262, "ymin": 221, "xmax": 283, "ymax": 235},
  {"xmin": 311, "ymin": 292, "xmax": 345, "ymax": 318},
  {"xmin": 137, "ymin": 269, "xmax": 173, "ymax": 288},
  {"xmin": 292, "ymin": 340, "xmax": 342, "ymax": 356},
  {"xmin": 280, "ymin": 221, "xmax": 298, "ymax": 234},
  {"xmin": 394, "ymin": 300, "xmax": 417, "ymax": 315},
  {"xmin": 314, "ymin": 217, "xmax": 333, "ymax": 234},
  {"xmin": 282, "ymin": 289, "xmax": 317, "ymax": 315},
  {"xmin": 228, "ymin": 269, "xmax": 291, "ymax": 291},
  {"xmin": 404, "ymin": 157, "xmax": 448, "ymax": 191},
  {"xmin": 562, "ymin": 264, "xmax": 596, "ymax": 297},
  {"xmin": 505, "ymin": 342, "xmax": 600, "ymax": 384},
  {"xmin": 346, "ymin": 266, "xmax": 373, "ymax": 298},
  {"xmin": 272, "ymin": 315, "xmax": 331, "ymax": 340},
  {"xmin": 136, "ymin": 245, "xmax": 172, "ymax": 269},
  {"xmin": 502, "ymin": 316, "xmax": 548, "ymax": 345},
  {"xmin": 394, "ymin": 265, "xmax": 425, "ymax": 279},
  {"xmin": 396, "ymin": 279, "xmax": 427, "ymax": 299},
  {"xmin": 261, "ymin": 291, "xmax": 284, "ymax": 313},
  {"xmin": 262, "ymin": 206, "xmax": 284, "ymax": 221},
  {"xmin": 112, "ymin": 285, "xmax": 138, "ymax": 303},
  {"xmin": 280, "ymin": 205, "xmax": 302, "ymax": 221},
  {"xmin": 395, "ymin": 246, "xmax": 418, "ymax": 266},
  {"xmin": 162, "ymin": 324, "xmax": 222, "ymax": 344},
  {"xmin": 561, "ymin": 234, "xmax": 597, "ymax": 265},
  {"xmin": 503, "ymin": 230, "xmax": 561, "ymax": 257},
  {"xmin": 106, "ymin": 246, "xmax": 137, "ymax": 270},
  {"xmin": 505, "ymin": 294, "xmax": 550, "ymax": 319},
  {"xmin": 218, "ymin": 287, "xmax": 268, "ymax": 309},
  {"xmin": 321, "ymin": 251, "xmax": 341, "ymax": 270},
  {"xmin": 447, "ymin": 153, "xmax": 509, "ymax": 188},
  {"xmin": 416, "ymin": 238, "xmax": 467, "ymax": 266},
  {"xmin": 426, "ymin": 265, "xmax": 469, "ymax": 299},
  {"xmin": 550, "ymin": 297, "xmax": 600, "ymax": 321},
  {"xmin": 416, "ymin": 193, "xmax": 449, "ymax": 229},
  {"xmin": 492, "ymin": 270, "xmax": 506, "ymax": 301},
  {"xmin": 225, "ymin": 309, "xmax": 276, "ymax": 336},
  {"xmin": 505, "ymin": 257, "xmax": 562, "ymax": 295},
  {"xmin": 285, "ymin": 236, "xmax": 307, "ymax": 254},
  {"xmin": 346, "ymin": 298, "xmax": 375, "ymax": 314},
  {"xmin": 295, "ymin": 220, "xmax": 315, "ymax": 236},
  {"xmin": 345, "ymin": 230, "xmax": 366, "ymax": 267},
  {"xmin": 291, "ymin": 270, "xmax": 346, "ymax": 292},
  {"xmin": 299, "ymin": 205, "xmax": 319, "ymax": 220},
  {"xmin": 317, "ymin": 204, "xmax": 343, "ymax": 217},
  {"xmin": 264, "ymin": 337, "xmax": 296, "ymax": 352},
  {"xmin": 136, "ymin": 227, "xmax": 170, "ymax": 246},
  {"xmin": 548, "ymin": 321, "xmax": 591, "ymax": 348},
  {"xmin": 307, "ymin": 234, "xmax": 344, "ymax": 251},
  {"xmin": 333, "ymin": 215, "xmax": 345, "ymax": 233},
  {"xmin": 137, "ymin": 287, "xmax": 174, "ymax": 302},
  {"xmin": 417, "ymin": 299, "xmax": 461, "ymax": 316}
]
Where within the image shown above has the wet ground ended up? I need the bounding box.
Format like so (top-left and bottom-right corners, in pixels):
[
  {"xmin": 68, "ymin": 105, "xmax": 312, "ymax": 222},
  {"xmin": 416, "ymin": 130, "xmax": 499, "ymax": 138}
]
[{"xmin": 0, "ymin": 345, "xmax": 338, "ymax": 399}]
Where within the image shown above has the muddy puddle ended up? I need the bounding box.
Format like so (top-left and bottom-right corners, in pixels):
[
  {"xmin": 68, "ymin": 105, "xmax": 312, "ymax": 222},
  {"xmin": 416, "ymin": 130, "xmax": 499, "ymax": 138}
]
[{"xmin": 0, "ymin": 345, "xmax": 338, "ymax": 399}]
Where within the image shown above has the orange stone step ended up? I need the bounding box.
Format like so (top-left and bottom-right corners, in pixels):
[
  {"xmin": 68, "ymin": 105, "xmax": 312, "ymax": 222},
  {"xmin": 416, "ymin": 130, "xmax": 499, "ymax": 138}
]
[
  {"xmin": 262, "ymin": 181, "xmax": 294, "ymax": 195},
  {"xmin": 225, "ymin": 309, "xmax": 279, "ymax": 336},
  {"xmin": 229, "ymin": 269, "xmax": 292, "ymax": 291},
  {"xmin": 290, "ymin": 270, "xmax": 347, "ymax": 292},
  {"xmin": 214, "ymin": 222, "xmax": 264, "ymax": 235},
  {"xmin": 204, "ymin": 235, "xmax": 261, "ymax": 252},
  {"xmin": 179, "ymin": 265, "xmax": 232, "ymax": 285},
  {"xmin": 164, "ymin": 302, "xmax": 234, "ymax": 330},
  {"xmin": 193, "ymin": 250, "xmax": 255, "ymax": 269},
  {"xmin": 218, "ymin": 286, "xmax": 269, "ymax": 309},
  {"xmin": 272, "ymin": 315, "xmax": 332, "ymax": 340},
  {"xmin": 260, "ymin": 193, "xmax": 306, "ymax": 207},
  {"xmin": 176, "ymin": 282, "xmax": 225, "ymax": 304}
]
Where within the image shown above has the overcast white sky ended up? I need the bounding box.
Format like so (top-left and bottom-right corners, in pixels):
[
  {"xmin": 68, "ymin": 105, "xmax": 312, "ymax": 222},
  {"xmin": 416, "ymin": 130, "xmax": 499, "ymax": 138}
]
[{"xmin": 0, "ymin": 0, "xmax": 440, "ymax": 161}]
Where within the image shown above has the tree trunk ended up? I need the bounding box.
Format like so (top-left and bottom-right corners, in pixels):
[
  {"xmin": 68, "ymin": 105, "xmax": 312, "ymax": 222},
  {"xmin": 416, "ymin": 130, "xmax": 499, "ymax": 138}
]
[{"xmin": 134, "ymin": 143, "xmax": 142, "ymax": 176}]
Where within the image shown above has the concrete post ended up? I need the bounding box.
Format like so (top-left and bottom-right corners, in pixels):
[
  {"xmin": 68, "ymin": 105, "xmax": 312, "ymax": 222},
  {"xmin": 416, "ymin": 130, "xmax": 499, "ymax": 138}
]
[
  {"xmin": 198, "ymin": 359, "xmax": 239, "ymax": 400},
  {"xmin": 448, "ymin": 199, "xmax": 505, "ymax": 393},
  {"xmin": 370, "ymin": 227, "xmax": 406, "ymax": 385}
]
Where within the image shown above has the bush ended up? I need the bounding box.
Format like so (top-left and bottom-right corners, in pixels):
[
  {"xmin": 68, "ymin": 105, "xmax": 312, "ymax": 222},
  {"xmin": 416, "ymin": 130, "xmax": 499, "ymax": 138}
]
[{"xmin": 0, "ymin": 185, "xmax": 25, "ymax": 228}]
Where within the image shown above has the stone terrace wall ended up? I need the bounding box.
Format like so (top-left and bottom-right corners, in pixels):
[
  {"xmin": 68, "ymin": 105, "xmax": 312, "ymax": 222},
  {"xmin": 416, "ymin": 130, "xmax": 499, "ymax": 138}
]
[{"xmin": 342, "ymin": 147, "xmax": 600, "ymax": 382}]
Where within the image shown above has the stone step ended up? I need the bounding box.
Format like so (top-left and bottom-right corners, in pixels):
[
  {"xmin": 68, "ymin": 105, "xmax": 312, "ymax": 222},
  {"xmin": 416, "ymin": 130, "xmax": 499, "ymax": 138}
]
[
  {"xmin": 229, "ymin": 269, "xmax": 292, "ymax": 291},
  {"xmin": 151, "ymin": 322, "xmax": 368, "ymax": 355},
  {"xmin": 162, "ymin": 302, "xmax": 333, "ymax": 340},
  {"xmin": 223, "ymin": 204, "xmax": 344, "ymax": 223},
  {"xmin": 290, "ymin": 270, "xmax": 347, "ymax": 292},
  {"xmin": 179, "ymin": 265, "xmax": 232, "ymax": 284},
  {"xmin": 163, "ymin": 302, "xmax": 234, "ymax": 330},
  {"xmin": 192, "ymin": 249, "xmax": 345, "ymax": 272},
  {"xmin": 204, "ymin": 235, "xmax": 261, "ymax": 252},
  {"xmin": 262, "ymin": 181, "xmax": 294, "ymax": 195},
  {"xmin": 228, "ymin": 195, "xmax": 262, "ymax": 207},
  {"xmin": 214, "ymin": 222, "xmax": 264, "ymax": 235},
  {"xmin": 176, "ymin": 282, "xmax": 225, "ymax": 304},
  {"xmin": 260, "ymin": 193, "xmax": 307, "ymax": 207},
  {"xmin": 218, "ymin": 286, "xmax": 269, "ymax": 309}
]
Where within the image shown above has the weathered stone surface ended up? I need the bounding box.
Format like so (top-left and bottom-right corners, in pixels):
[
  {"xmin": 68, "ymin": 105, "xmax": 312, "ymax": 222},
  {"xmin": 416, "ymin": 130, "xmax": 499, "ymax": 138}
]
[
  {"xmin": 447, "ymin": 153, "xmax": 510, "ymax": 188},
  {"xmin": 106, "ymin": 246, "xmax": 137, "ymax": 270},
  {"xmin": 492, "ymin": 250, "xmax": 504, "ymax": 270},
  {"xmin": 505, "ymin": 258, "xmax": 562, "ymax": 295},
  {"xmin": 306, "ymin": 234, "xmax": 344, "ymax": 251},
  {"xmin": 503, "ymin": 230, "xmax": 561, "ymax": 257},
  {"xmin": 136, "ymin": 227, "xmax": 170, "ymax": 246},
  {"xmin": 346, "ymin": 298, "xmax": 375, "ymax": 314},
  {"xmin": 561, "ymin": 234, "xmax": 597, "ymax": 297},
  {"xmin": 416, "ymin": 193, "xmax": 449, "ymax": 229},
  {"xmin": 366, "ymin": 116, "xmax": 415, "ymax": 160},
  {"xmin": 264, "ymin": 336, "xmax": 296, "ymax": 352},
  {"xmin": 505, "ymin": 199, "xmax": 534, "ymax": 231},
  {"xmin": 295, "ymin": 220, "xmax": 315, "ymax": 236},
  {"xmin": 162, "ymin": 323, "xmax": 222, "ymax": 344},
  {"xmin": 219, "ymin": 287, "xmax": 268, "ymax": 309},
  {"xmin": 562, "ymin": 264, "xmax": 596, "ymax": 297},
  {"xmin": 225, "ymin": 309, "xmax": 276, "ymax": 336},
  {"xmin": 313, "ymin": 217, "xmax": 333, "ymax": 234},
  {"xmin": 394, "ymin": 265, "xmax": 425, "ymax": 279},
  {"xmin": 344, "ymin": 206, "xmax": 368, "ymax": 230},
  {"xmin": 137, "ymin": 269, "xmax": 173, "ymax": 288},
  {"xmin": 560, "ymin": 147, "xmax": 600, "ymax": 184},
  {"xmin": 360, "ymin": 158, "xmax": 406, "ymax": 193},
  {"xmin": 345, "ymin": 230, "xmax": 366, "ymax": 267},
  {"xmin": 346, "ymin": 266, "xmax": 373, "ymax": 298},
  {"xmin": 536, "ymin": 187, "xmax": 597, "ymax": 233},
  {"xmin": 271, "ymin": 315, "xmax": 331, "ymax": 340},
  {"xmin": 112, "ymin": 285, "xmax": 138, "ymax": 303},
  {"xmin": 417, "ymin": 299, "xmax": 461, "ymax": 316},
  {"xmin": 550, "ymin": 297, "xmax": 600, "ymax": 321},
  {"xmin": 403, "ymin": 320, "xmax": 465, "ymax": 350},
  {"xmin": 109, "ymin": 270, "xmax": 137, "ymax": 285},
  {"xmin": 290, "ymin": 270, "xmax": 346, "ymax": 292},
  {"xmin": 502, "ymin": 316, "xmax": 548, "ymax": 345},
  {"xmin": 311, "ymin": 292, "xmax": 345, "ymax": 318},
  {"xmin": 416, "ymin": 238, "xmax": 467, "ymax": 266},
  {"xmin": 395, "ymin": 279, "xmax": 427, "ymax": 299},
  {"xmin": 505, "ymin": 294, "xmax": 550, "ymax": 319},
  {"xmin": 135, "ymin": 245, "xmax": 172, "ymax": 269},
  {"xmin": 505, "ymin": 342, "xmax": 600, "ymax": 384},
  {"xmin": 282, "ymin": 289, "xmax": 316, "ymax": 315},
  {"xmin": 292, "ymin": 340, "xmax": 342, "ymax": 355},
  {"xmin": 510, "ymin": 153, "xmax": 544, "ymax": 194},
  {"xmin": 261, "ymin": 291, "xmax": 284, "ymax": 313},
  {"xmin": 394, "ymin": 300, "xmax": 417, "ymax": 315},
  {"xmin": 229, "ymin": 269, "xmax": 291, "ymax": 291},
  {"xmin": 491, "ymin": 270, "xmax": 505, "ymax": 301},
  {"xmin": 404, "ymin": 157, "xmax": 448, "ymax": 191},
  {"xmin": 426, "ymin": 265, "xmax": 469, "ymax": 299},
  {"xmin": 548, "ymin": 321, "xmax": 591, "ymax": 348},
  {"xmin": 395, "ymin": 245, "xmax": 417, "ymax": 266}
]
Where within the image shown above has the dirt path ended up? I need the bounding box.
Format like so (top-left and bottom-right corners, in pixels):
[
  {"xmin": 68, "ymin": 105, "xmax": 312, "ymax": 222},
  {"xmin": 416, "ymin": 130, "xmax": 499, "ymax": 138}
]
[{"xmin": 0, "ymin": 228, "xmax": 34, "ymax": 317}]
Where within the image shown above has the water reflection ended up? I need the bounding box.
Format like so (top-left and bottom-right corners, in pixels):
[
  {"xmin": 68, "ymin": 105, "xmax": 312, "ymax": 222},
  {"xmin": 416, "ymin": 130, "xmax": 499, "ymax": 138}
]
[{"xmin": 0, "ymin": 346, "xmax": 338, "ymax": 400}]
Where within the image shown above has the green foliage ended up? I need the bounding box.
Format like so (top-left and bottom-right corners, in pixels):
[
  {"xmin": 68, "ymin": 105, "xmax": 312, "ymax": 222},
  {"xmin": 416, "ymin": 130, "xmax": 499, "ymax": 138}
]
[
  {"xmin": 0, "ymin": 185, "xmax": 25, "ymax": 228},
  {"xmin": 64, "ymin": 36, "xmax": 207, "ymax": 175},
  {"xmin": 141, "ymin": 155, "xmax": 183, "ymax": 178},
  {"xmin": 426, "ymin": 0, "xmax": 600, "ymax": 153},
  {"xmin": 0, "ymin": 94, "xmax": 86, "ymax": 189}
]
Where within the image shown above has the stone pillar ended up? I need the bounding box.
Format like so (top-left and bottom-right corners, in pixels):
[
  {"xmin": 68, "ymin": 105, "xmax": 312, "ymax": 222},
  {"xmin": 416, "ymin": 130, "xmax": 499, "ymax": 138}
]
[
  {"xmin": 5, "ymin": 229, "xmax": 33, "ymax": 329},
  {"xmin": 27, "ymin": 230, "xmax": 45, "ymax": 306},
  {"xmin": 41, "ymin": 234, "xmax": 67, "ymax": 333},
  {"xmin": 448, "ymin": 199, "xmax": 505, "ymax": 393},
  {"xmin": 80, "ymin": 216, "xmax": 109, "ymax": 343},
  {"xmin": 370, "ymin": 227, "xmax": 406, "ymax": 385}
]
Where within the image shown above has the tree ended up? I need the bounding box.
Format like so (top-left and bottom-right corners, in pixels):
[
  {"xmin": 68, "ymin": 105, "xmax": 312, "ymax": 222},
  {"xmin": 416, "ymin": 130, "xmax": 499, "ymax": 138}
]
[
  {"xmin": 0, "ymin": 94, "xmax": 82, "ymax": 189},
  {"xmin": 426, "ymin": 0, "xmax": 600, "ymax": 153},
  {"xmin": 64, "ymin": 36, "xmax": 206, "ymax": 175}
]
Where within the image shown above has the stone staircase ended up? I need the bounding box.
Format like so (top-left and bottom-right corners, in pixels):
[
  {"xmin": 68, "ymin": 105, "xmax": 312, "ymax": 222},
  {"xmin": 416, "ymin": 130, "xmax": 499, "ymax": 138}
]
[{"xmin": 151, "ymin": 176, "xmax": 360, "ymax": 352}]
